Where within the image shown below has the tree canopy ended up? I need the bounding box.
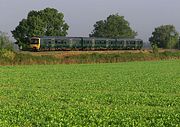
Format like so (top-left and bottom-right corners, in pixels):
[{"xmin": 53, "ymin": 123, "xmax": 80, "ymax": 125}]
[
  {"xmin": 149, "ymin": 25, "xmax": 179, "ymax": 49},
  {"xmin": 12, "ymin": 8, "xmax": 69, "ymax": 48},
  {"xmin": 89, "ymin": 14, "xmax": 137, "ymax": 38}
]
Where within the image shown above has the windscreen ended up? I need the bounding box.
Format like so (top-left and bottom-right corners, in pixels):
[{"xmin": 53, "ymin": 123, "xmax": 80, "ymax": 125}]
[{"xmin": 30, "ymin": 39, "xmax": 39, "ymax": 44}]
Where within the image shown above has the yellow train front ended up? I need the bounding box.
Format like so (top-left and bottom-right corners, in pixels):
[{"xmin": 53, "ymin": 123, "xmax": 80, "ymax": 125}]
[{"xmin": 30, "ymin": 37, "xmax": 41, "ymax": 51}]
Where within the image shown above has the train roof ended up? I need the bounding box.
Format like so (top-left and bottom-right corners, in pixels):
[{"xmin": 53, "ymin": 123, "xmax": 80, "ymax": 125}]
[{"xmin": 32, "ymin": 36, "xmax": 143, "ymax": 41}]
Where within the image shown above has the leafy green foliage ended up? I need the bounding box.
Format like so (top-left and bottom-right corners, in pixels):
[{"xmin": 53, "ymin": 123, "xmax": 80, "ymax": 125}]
[
  {"xmin": 152, "ymin": 44, "xmax": 159, "ymax": 55},
  {"xmin": 0, "ymin": 60, "xmax": 180, "ymax": 126},
  {"xmin": 149, "ymin": 25, "xmax": 179, "ymax": 49},
  {"xmin": 90, "ymin": 14, "xmax": 137, "ymax": 38},
  {"xmin": 0, "ymin": 31, "xmax": 13, "ymax": 50},
  {"xmin": 0, "ymin": 49, "xmax": 16, "ymax": 61},
  {"xmin": 11, "ymin": 8, "xmax": 69, "ymax": 49}
]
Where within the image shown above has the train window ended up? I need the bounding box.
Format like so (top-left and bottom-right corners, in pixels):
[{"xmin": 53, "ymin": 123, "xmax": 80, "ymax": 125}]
[
  {"xmin": 96, "ymin": 41, "xmax": 99, "ymax": 44},
  {"xmin": 118, "ymin": 41, "xmax": 122, "ymax": 44},
  {"xmin": 131, "ymin": 41, "xmax": 135, "ymax": 44},
  {"xmin": 30, "ymin": 39, "xmax": 39, "ymax": 44}
]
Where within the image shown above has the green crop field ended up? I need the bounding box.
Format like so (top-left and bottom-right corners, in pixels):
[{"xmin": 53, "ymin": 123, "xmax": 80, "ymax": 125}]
[{"xmin": 0, "ymin": 60, "xmax": 180, "ymax": 126}]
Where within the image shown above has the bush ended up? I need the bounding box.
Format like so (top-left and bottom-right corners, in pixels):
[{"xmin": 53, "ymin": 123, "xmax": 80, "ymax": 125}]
[
  {"xmin": 152, "ymin": 44, "xmax": 159, "ymax": 55},
  {"xmin": 0, "ymin": 31, "xmax": 13, "ymax": 50},
  {"xmin": 0, "ymin": 49, "xmax": 16, "ymax": 61}
]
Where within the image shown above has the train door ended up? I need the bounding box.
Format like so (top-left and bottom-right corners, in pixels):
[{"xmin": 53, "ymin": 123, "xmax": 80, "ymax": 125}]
[
  {"xmin": 123, "ymin": 40, "xmax": 126, "ymax": 49},
  {"xmin": 92, "ymin": 39, "xmax": 95, "ymax": 50}
]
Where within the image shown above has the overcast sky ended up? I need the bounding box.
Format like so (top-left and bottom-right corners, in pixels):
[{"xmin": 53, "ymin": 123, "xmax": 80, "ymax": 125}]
[{"xmin": 0, "ymin": 0, "xmax": 180, "ymax": 42}]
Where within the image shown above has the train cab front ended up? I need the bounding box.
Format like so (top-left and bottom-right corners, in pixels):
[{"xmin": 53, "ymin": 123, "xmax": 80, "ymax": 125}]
[{"xmin": 30, "ymin": 37, "xmax": 40, "ymax": 51}]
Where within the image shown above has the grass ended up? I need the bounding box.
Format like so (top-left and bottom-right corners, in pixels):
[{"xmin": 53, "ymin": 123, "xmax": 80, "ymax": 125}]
[
  {"xmin": 0, "ymin": 60, "xmax": 180, "ymax": 126},
  {"xmin": 1, "ymin": 50, "xmax": 180, "ymax": 65}
]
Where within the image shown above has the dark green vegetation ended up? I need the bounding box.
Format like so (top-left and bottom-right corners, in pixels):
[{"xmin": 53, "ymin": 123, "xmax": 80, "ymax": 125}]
[
  {"xmin": 1, "ymin": 50, "xmax": 180, "ymax": 65},
  {"xmin": 11, "ymin": 8, "xmax": 69, "ymax": 49},
  {"xmin": 11, "ymin": 8, "xmax": 138, "ymax": 50},
  {"xmin": 149, "ymin": 25, "xmax": 179, "ymax": 49},
  {"xmin": 10, "ymin": 7, "xmax": 180, "ymax": 50},
  {"xmin": 90, "ymin": 14, "xmax": 137, "ymax": 38},
  {"xmin": 0, "ymin": 50, "xmax": 59, "ymax": 65},
  {"xmin": 0, "ymin": 60, "xmax": 180, "ymax": 126}
]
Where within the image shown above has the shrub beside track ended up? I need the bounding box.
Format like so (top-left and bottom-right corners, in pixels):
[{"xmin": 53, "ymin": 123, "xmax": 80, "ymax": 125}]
[{"xmin": 0, "ymin": 50, "xmax": 180, "ymax": 65}]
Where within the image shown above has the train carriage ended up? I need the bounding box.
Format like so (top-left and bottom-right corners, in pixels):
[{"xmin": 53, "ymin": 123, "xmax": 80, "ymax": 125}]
[
  {"xmin": 93, "ymin": 38, "xmax": 107, "ymax": 50},
  {"xmin": 82, "ymin": 37, "xmax": 94, "ymax": 50}
]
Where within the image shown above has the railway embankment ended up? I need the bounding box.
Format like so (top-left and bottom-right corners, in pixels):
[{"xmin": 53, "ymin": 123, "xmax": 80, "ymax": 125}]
[{"xmin": 0, "ymin": 49, "xmax": 180, "ymax": 65}]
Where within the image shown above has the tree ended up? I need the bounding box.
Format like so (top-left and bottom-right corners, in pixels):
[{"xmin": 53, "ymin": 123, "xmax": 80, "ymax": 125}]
[
  {"xmin": 149, "ymin": 25, "xmax": 179, "ymax": 49},
  {"xmin": 0, "ymin": 31, "xmax": 13, "ymax": 50},
  {"xmin": 12, "ymin": 8, "xmax": 69, "ymax": 49},
  {"xmin": 89, "ymin": 14, "xmax": 137, "ymax": 38}
]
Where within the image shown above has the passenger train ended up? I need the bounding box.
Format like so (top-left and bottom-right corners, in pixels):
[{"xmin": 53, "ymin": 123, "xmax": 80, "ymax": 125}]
[{"xmin": 30, "ymin": 36, "xmax": 143, "ymax": 51}]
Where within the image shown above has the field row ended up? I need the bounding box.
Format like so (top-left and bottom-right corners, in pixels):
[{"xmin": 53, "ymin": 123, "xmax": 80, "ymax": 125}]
[{"xmin": 0, "ymin": 60, "xmax": 180, "ymax": 126}]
